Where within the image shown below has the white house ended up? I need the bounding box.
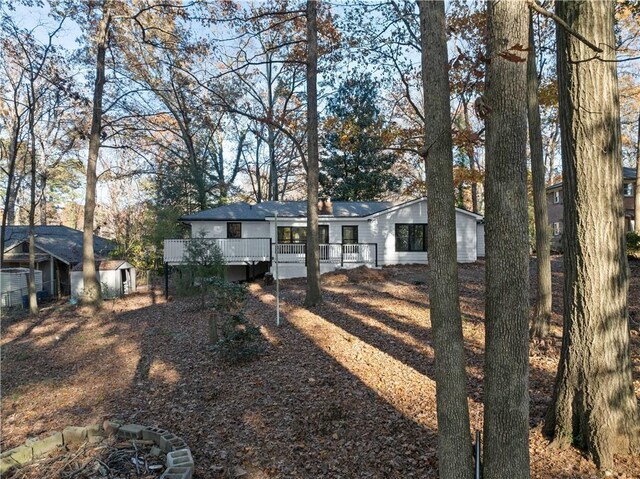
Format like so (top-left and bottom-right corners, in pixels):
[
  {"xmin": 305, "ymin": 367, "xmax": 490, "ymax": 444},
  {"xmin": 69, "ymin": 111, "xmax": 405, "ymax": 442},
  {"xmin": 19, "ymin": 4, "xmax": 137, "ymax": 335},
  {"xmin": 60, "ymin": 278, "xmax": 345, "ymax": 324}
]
[
  {"xmin": 70, "ymin": 260, "xmax": 137, "ymax": 299},
  {"xmin": 164, "ymin": 198, "xmax": 485, "ymax": 280}
]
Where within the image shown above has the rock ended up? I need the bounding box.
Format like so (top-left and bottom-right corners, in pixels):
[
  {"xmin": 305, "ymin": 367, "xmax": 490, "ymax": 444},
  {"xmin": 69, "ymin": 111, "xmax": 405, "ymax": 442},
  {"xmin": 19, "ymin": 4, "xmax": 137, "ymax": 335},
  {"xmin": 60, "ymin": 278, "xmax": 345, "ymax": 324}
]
[
  {"xmin": 31, "ymin": 432, "xmax": 63, "ymax": 457},
  {"xmin": 103, "ymin": 420, "xmax": 123, "ymax": 436},
  {"xmin": 63, "ymin": 426, "xmax": 87, "ymax": 444}
]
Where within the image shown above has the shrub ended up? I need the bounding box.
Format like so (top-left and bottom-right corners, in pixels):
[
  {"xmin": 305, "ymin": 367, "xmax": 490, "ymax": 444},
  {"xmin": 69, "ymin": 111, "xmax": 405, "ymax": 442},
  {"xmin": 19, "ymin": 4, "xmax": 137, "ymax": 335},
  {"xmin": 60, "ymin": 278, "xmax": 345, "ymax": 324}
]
[
  {"xmin": 627, "ymin": 231, "xmax": 640, "ymax": 257},
  {"xmin": 216, "ymin": 314, "xmax": 266, "ymax": 364}
]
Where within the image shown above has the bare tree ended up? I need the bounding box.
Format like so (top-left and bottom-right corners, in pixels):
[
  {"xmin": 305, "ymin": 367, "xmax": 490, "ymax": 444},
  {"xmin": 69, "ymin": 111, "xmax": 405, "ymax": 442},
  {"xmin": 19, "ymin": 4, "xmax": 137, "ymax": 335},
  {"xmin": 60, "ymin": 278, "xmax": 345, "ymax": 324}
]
[
  {"xmin": 0, "ymin": 56, "xmax": 26, "ymax": 268},
  {"xmin": 635, "ymin": 111, "xmax": 639, "ymax": 231},
  {"xmin": 81, "ymin": 8, "xmax": 112, "ymax": 306},
  {"xmin": 5, "ymin": 18, "xmax": 66, "ymax": 313},
  {"xmin": 482, "ymin": 1, "xmax": 531, "ymax": 477},
  {"xmin": 527, "ymin": 12, "xmax": 552, "ymax": 339},
  {"xmin": 544, "ymin": 0, "xmax": 640, "ymax": 470},
  {"xmin": 418, "ymin": 2, "xmax": 473, "ymax": 478},
  {"xmin": 304, "ymin": 0, "xmax": 321, "ymax": 306}
]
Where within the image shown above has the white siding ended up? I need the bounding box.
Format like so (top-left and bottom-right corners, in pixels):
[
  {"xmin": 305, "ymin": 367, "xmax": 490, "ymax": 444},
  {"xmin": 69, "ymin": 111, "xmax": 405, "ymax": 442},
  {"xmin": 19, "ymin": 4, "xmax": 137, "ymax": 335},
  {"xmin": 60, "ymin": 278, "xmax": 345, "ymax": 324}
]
[
  {"xmin": 476, "ymin": 223, "xmax": 485, "ymax": 257},
  {"xmin": 191, "ymin": 221, "xmax": 270, "ymax": 239},
  {"xmin": 274, "ymin": 263, "xmax": 347, "ymax": 280},
  {"xmin": 455, "ymin": 213, "xmax": 477, "ymax": 263},
  {"xmin": 363, "ymin": 200, "xmax": 477, "ymax": 265},
  {"xmin": 364, "ymin": 200, "xmax": 428, "ymax": 266}
]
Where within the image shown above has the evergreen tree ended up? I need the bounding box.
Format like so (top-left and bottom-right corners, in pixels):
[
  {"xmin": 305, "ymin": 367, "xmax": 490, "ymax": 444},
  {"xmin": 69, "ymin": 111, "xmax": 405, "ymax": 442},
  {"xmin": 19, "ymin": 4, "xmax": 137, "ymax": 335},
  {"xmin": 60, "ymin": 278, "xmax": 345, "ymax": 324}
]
[{"xmin": 320, "ymin": 74, "xmax": 400, "ymax": 201}]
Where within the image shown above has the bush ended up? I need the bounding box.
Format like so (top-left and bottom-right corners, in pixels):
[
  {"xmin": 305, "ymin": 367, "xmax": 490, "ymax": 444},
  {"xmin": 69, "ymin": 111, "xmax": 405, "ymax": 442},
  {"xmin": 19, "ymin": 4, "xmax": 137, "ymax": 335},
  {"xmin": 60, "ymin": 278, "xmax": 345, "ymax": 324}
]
[
  {"xmin": 215, "ymin": 314, "xmax": 266, "ymax": 364},
  {"xmin": 627, "ymin": 231, "xmax": 640, "ymax": 257}
]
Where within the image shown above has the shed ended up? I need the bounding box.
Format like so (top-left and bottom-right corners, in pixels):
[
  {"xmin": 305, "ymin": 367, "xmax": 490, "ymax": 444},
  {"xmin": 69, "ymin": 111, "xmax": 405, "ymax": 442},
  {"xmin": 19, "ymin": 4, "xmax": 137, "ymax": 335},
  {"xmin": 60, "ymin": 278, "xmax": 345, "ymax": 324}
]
[
  {"xmin": 1, "ymin": 268, "xmax": 43, "ymax": 307},
  {"xmin": 3, "ymin": 225, "xmax": 116, "ymax": 297},
  {"xmin": 70, "ymin": 260, "xmax": 136, "ymax": 299}
]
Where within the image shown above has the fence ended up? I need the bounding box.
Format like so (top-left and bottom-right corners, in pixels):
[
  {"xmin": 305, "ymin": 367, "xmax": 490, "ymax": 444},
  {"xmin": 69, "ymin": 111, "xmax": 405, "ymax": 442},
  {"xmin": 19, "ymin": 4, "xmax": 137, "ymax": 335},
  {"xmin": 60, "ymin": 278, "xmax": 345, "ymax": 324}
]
[{"xmin": 0, "ymin": 280, "xmax": 53, "ymax": 309}]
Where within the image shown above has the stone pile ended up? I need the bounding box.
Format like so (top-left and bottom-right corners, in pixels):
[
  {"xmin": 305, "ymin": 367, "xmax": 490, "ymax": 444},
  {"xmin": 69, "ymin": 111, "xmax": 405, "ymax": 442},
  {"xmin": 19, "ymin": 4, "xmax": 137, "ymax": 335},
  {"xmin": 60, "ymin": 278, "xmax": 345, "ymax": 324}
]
[{"xmin": 0, "ymin": 420, "xmax": 193, "ymax": 479}]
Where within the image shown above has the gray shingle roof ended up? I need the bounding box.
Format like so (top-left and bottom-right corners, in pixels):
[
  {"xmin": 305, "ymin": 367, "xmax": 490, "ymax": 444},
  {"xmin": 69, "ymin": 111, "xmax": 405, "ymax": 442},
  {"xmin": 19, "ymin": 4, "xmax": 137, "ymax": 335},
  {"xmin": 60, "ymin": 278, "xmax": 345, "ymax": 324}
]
[
  {"xmin": 3, "ymin": 225, "xmax": 117, "ymax": 265},
  {"xmin": 180, "ymin": 201, "xmax": 394, "ymax": 221},
  {"xmin": 72, "ymin": 260, "xmax": 131, "ymax": 271}
]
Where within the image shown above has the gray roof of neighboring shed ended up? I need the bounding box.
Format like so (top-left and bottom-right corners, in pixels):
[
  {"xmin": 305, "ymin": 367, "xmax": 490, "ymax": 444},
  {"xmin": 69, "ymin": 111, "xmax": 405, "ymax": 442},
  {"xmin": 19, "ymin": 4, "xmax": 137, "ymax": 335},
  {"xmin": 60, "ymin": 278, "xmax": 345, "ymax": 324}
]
[
  {"xmin": 3, "ymin": 225, "xmax": 117, "ymax": 265},
  {"xmin": 72, "ymin": 260, "xmax": 133, "ymax": 271},
  {"xmin": 180, "ymin": 200, "xmax": 394, "ymax": 221}
]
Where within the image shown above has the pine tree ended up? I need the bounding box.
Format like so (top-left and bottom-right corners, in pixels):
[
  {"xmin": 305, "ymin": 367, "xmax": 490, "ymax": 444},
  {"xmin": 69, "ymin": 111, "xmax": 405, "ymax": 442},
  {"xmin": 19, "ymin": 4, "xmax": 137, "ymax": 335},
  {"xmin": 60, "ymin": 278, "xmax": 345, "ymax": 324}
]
[{"xmin": 320, "ymin": 74, "xmax": 400, "ymax": 201}]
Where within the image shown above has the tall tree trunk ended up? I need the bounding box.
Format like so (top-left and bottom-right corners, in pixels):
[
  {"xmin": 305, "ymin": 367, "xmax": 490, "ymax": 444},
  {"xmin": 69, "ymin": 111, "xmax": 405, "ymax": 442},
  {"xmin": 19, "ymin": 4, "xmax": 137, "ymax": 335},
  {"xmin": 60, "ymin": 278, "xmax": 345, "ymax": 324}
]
[
  {"xmin": 545, "ymin": 0, "xmax": 640, "ymax": 469},
  {"xmin": 483, "ymin": 1, "xmax": 531, "ymax": 478},
  {"xmin": 266, "ymin": 55, "xmax": 279, "ymax": 202},
  {"xmin": 27, "ymin": 84, "xmax": 39, "ymax": 316},
  {"xmin": 418, "ymin": 2, "xmax": 473, "ymax": 478},
  {"xmin": 304, "ymin": 0, "xmax": 321, "ymax": 307},
  {"xmin": 527, "ymin": 13, "xmax": 552, "ymax": 339},
  {"xmin": 635, "ymin": 111, "xmax": 639, "ymax": 231},
  {"xmin": 6, "ymin": 178, "xmax": 20, "ymax": 225},
  {"xmin": 82, "ymin": 11, "xmax": 111, "ymax": 306},
  {"xmin": 545, "ymin": 119, "xmax": 559, "ymax": 183},
  {"xmin": 462, "ymin": 101, "xmax": 479, "ymax": 214}
]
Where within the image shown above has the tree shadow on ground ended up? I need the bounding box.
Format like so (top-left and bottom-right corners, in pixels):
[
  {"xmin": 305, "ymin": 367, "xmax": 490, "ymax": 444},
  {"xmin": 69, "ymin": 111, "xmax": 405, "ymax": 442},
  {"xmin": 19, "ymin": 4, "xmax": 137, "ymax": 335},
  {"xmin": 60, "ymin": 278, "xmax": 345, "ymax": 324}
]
[{"xmin": 1, "ymin": 257, "xmax": 637, "ymax": 478}]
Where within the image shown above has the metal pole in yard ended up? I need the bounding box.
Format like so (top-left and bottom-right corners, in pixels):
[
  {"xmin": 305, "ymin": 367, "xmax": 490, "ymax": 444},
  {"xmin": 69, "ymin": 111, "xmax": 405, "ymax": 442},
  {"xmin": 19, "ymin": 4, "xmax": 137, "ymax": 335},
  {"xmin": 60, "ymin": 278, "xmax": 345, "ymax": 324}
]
[
  {"xmin": 275, "ymin": 212, "xmax": 280, "ymax": 326},
  {"xmin": 475, "ymin": 430, "xmax": 481, "ymax": 479}
]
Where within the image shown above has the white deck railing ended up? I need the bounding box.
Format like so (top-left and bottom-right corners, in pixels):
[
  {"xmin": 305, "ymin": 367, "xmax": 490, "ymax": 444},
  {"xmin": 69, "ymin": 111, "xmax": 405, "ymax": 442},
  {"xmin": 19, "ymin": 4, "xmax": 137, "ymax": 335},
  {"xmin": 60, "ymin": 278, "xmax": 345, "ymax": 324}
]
[
  {"xmin": 164, "ymin": 238, "xmax": 271, "ymax": 264},
  {"xmin": 275, "ymin": 243, "xmax": 377, "ymax": 266},
  {"xmin": 164, "ymin": 239, "xmax": 377, "ymax": 267}
]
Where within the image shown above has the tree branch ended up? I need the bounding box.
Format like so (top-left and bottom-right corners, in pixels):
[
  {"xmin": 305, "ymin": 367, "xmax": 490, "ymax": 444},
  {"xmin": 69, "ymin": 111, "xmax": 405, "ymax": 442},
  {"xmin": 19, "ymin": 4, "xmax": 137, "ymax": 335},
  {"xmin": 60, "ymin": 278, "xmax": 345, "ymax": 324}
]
[{"xmin": 528, "ymin": 0, "xmax": 603, "ymax": 53}]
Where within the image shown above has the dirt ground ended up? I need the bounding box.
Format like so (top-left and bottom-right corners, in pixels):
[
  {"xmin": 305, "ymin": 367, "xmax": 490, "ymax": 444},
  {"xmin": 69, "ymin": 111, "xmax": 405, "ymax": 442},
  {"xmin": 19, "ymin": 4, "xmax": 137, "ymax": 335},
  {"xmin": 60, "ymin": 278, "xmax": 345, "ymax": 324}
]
[{"xmin": 1, "ymin": 258, "xmax": 639, "ymax": 478}]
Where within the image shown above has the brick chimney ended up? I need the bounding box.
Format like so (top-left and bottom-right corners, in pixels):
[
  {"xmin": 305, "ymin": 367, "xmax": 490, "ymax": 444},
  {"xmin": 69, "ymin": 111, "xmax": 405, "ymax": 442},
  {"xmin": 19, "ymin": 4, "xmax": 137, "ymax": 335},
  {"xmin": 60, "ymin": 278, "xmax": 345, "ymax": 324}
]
[{"xmin": 318, "ymin": 197, "xmax": 333, "ymax": 215}]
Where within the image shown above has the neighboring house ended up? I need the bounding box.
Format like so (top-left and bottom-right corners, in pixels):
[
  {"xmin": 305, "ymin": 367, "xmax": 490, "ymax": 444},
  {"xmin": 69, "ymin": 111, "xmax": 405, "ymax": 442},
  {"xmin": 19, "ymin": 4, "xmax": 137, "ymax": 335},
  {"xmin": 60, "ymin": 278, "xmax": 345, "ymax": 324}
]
[
  {"xmin": 2, "ymin": 225, "xmax": 117, "ymax": 297},
  {"xmin": 71, "ymin": 260, "xmax": 136, "ymax": 299},
  {"xmin": 547, "ymin": 167, "xmax": 637, "ymax": 250},
  {"xmin": 164, "ymin": 197, "xmax": 485, "ymax": 280}
]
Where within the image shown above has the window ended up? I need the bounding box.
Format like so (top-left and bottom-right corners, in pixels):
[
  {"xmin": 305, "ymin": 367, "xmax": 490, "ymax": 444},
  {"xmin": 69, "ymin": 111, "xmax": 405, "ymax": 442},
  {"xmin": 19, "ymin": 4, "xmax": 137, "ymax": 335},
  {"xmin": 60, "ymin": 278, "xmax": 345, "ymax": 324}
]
[
  {"xmin": 277, "ymin": 226, "xmax": 329, "ymax": 244},
  {"xmin": 342, "ymin": 226, "xmax": 358, "ymax": 244},
  {"xmin": 623, "ymin": 183, "xmax": 633, "ymax": 197},
  {"xmin": 395, "ymin": 224, "xmax": 428, "ymax": 252},
  {"xmin": 552, "ymin": 222, "xmax": 562, "ymax": 237},
  {"xmin": 319, "ymin": 225, "xmax": 329, "ymax": 244},
  {"xmin": 553, "ymin": 191, "xmax": 561, "ymax": 204},
  {"xmin": 227, "ymin": 222, "xmax": 242, "ymax": 238}
]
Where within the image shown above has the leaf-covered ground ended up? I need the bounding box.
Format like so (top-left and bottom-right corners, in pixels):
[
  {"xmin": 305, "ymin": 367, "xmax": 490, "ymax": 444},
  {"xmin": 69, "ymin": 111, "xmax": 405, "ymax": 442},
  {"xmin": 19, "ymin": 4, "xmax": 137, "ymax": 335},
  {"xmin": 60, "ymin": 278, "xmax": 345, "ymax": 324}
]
[{"xmin": 1, "ymin": 258, "xmax": 639, "ymax": 478}]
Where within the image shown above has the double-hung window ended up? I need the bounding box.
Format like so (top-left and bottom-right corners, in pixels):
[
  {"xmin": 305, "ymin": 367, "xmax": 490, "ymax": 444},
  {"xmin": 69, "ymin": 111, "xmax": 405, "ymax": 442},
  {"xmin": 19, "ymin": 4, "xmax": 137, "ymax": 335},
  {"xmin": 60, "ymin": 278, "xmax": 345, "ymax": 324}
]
[
  {"xmin": 342, "ymin": 226, "xmax": 358, "ymax": 244},
  {"xmin": 395, "ymin": 224, "xmax": 428, "ymax": 252}
]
